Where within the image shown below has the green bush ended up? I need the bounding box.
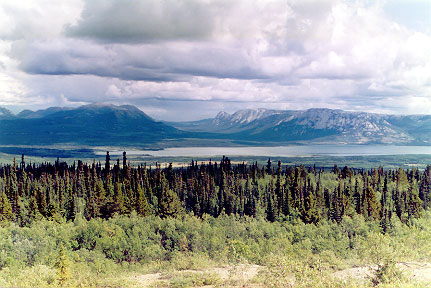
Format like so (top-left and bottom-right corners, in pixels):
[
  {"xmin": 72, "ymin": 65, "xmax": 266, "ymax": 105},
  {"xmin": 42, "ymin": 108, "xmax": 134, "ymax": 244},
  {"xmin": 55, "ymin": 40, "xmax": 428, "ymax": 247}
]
[{"xmin": 0, "ymin": 212, "xmax": 430, "ymax": 287}]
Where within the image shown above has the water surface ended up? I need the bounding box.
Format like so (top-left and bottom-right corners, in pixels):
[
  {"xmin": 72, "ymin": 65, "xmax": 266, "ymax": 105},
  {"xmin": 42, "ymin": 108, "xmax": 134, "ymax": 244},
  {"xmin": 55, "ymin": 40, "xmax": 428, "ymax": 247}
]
[{"xmin": 97, "ymin": 145, "xmax": 431, "ymax": 157}]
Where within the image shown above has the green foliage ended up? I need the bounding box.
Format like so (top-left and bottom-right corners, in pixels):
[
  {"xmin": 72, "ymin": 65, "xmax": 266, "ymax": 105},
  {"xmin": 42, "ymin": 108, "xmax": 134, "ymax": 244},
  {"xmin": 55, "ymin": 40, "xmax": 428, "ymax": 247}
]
[
  {"xmin": 136, "ymin": 184, "xmax": 151, "ymax": 217},
  {"xmin": 365, "ymin": 186, "xmax": 381, "ymax": 220},
  {"xmin": 158, "ymin": 188, "xmax": 185, "ymax": 218},
  {"xmin": 0, "ymin": 190, "xmax": 13, "ymax": 221},
  {"xmin": 373, "ymin": 260, "xmax": 404, "ymax": 286},
  {"xmin": 0, "ymin": 212, "xmax": 428, "ymax": 287},
  {"xmin": 359, "ymin": 232, "xmax": 405, "ymax": 286},
  {"xmin": 261, "ymin": 255, "xmax": 353, "ymax": 288},
  {"xmin": 57, "ymin": 244, "xmax": 70, "ymax": 286},
  {"xmin": 227, "ymin": 239, "xmax": 252, "ymax": 263},
  {"xmin": 0, "ymin": 159, "xmax": 430, "ymax": 227},
  {"xmin": 0, "ymin": 160, "xmax": 430, "ymax": 287},
  {"xmin": 168, "ymin": 272, "xmax": 222, "ymax": 288}
]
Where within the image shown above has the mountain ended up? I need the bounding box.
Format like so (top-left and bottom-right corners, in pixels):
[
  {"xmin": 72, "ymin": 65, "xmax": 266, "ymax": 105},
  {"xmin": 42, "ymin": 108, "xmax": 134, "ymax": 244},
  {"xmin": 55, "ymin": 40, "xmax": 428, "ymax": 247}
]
[
  {"xmin": 169, "ymin": 109, "xmax": 283, "ymax": 133},
  {"xmin": 171, "ymin": 108, "xmax": 431, "ymax": 145},
  {"xmin": 0, "ymin": 107, "xmax": 15, "ymax": 120},
  {"xmin": 1, "ymin": 105, "xmax": 430, "ymax": 146},
  {"xmin": 0, "ymin": 104, "xmax": 186, "ymax": 146},
  {"xmin": 17, "ymin": 107, "xmax": 72, "ymax": 118}
]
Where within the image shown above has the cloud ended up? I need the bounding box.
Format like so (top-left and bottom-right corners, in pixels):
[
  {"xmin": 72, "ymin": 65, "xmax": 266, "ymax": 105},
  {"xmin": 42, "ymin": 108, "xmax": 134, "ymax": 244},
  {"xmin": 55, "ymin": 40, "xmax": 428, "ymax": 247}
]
[
  {"xmin": 0, "ymin": 0, "xmax": 82, "ymax": 40},
  {"xmin": 0, "ymin": 0, "xmax": 430, "ymax": 120},
  {"xmin": 65, "ymin": 0, "xmax": 215, "ymax": 42},
  {"xmin": 17, "ymin": 0, "xmax": 430, "ymax": 83},
  {"xmin": 15, "ymin": 39, "xmax": 268, "ymax": 81}
]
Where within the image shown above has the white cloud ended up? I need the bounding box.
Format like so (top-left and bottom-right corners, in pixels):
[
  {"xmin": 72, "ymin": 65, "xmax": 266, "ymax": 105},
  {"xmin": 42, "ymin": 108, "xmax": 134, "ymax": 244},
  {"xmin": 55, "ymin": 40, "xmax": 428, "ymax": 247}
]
[
  {"xmin": 0, "ymin": 0, "xmax": 83, "ymax": 40},
  {"xmin": 0, "ymin": 0, "xmax": 429, "ymax": 120}
]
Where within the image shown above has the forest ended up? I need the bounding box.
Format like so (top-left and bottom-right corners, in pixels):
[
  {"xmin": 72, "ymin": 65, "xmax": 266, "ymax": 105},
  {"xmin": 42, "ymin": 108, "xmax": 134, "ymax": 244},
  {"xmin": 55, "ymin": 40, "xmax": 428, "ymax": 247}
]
[
  {"xmin": 0, "ymin": 153, "xmax": 429, "ymax": 226},
  {"xmin": 0, "ymin": 153, "xmax": 430, "ymax": 287}
]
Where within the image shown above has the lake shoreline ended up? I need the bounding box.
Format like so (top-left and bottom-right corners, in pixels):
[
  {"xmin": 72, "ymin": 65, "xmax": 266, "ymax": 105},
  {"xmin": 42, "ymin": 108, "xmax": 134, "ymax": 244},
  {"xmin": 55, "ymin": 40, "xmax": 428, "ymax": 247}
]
[{"xmin": 94, "ymin": 144, "xmax": 431, "ymax": 157}]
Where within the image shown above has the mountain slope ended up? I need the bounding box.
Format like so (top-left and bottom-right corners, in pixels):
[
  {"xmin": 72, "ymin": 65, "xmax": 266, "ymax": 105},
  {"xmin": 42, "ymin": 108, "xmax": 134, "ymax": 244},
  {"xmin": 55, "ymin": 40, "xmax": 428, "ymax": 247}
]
[
  {"xmin": 171, "ymin": 108, "xmax": 431, "ymax": 145},
  {"xmin": 0, "ymin": 104, "xmax": 186, "ymax": 146},
  {"xmin": 0, "ymin": 107, "xmax": 15, "ymax": 120},
  {"xmin": 17, "ymin": 107, "xmax": 73, "ymax": 118},
  {"xmin": 170, "ymin": 109, "xmax": 284, "ymax": 133},
  {"xmin": 1, "ymin": 105, "xmax": 430, "ymax": 146}
]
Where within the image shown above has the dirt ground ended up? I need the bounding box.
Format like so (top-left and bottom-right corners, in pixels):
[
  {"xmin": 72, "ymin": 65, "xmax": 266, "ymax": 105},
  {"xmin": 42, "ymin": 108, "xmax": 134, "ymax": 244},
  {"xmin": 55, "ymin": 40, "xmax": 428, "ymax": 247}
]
[
  {"xmin": 399, "ymin": 262, "xmax": 431, "ymax": 282},
  {"xmin": 135, "ymin": 264, "xmax": 261, "ymax": 287},
  {"xmin": 135, "ymin": 262, "xmax": 431, "ymax": 288},
  {"xmin": 333, "ymin": 262, "xmax": 431, "ymax": 284}
]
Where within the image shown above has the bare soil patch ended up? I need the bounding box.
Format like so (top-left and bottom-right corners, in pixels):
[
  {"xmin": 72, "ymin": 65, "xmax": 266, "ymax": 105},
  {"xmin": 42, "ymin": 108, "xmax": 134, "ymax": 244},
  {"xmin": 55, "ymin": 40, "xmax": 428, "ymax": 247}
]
[
  {"xmin": 135, "ymin": 264, "xmax": 261, "ymax": 287},
  {"xmin": 399, "ymin": 262, "xmax": 431, "ymax": 282},
  {"xmin": 334, "ymin": 262, "xmax": 431, "ymax": 284}
]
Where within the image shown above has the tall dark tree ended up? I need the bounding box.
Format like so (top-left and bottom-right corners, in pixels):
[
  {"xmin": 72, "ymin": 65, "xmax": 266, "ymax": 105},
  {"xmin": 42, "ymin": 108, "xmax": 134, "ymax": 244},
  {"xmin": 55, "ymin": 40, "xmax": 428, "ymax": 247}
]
[
  {"xmin": 158, "ymin": 185, "xmax": 184, "ymax": 218},
  {"xmin": 0, "ymin": 189, "xmax": 14, "ymax": 221},
  {"xmin": 136, "ymin": 184, "xmax": 151, "ymax": 216}
]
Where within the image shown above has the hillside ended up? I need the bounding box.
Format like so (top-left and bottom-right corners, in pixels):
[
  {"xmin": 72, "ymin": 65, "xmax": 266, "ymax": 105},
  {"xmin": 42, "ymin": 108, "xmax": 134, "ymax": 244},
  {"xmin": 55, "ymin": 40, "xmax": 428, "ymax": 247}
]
[
  {"xmin": 172, "ymin": 108, "xmax": 431, "ymax": 145},
  {"xmin": 1, "ymin": 105, "xmax": 430, "ymax": 146},
  {"xmin": 0, "ymin": 104, "xmax": 186, "ymax": 146},
  {"xmin": 0, "ymin": 107, "xmax": 15, "ymax": 120}
]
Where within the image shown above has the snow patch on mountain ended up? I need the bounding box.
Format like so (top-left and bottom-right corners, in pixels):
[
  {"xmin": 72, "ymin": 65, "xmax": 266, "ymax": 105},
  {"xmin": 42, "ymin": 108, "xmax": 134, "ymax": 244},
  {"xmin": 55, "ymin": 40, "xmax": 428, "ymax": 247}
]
[
  {"xmin": 0, "ymin": 107, "xmax": 14, "ymax": 119},
  {"xmin": 213, "ymin": 108, "xmax": 283, "ymax": 126}
]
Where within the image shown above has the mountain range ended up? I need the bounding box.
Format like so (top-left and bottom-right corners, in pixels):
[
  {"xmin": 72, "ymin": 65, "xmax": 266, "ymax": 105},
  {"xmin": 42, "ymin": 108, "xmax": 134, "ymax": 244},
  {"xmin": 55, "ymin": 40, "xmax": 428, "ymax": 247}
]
[
  {"xmin": 0, "ymin": 104, "xmax": 430, "ymax": 146},
  {"xmin": 172, "ymin": 108, "xmax": 431, "ymax": 145},
  {"xmin": 0, "ymin": 104, "xmax": 185, "ymax": 146}
]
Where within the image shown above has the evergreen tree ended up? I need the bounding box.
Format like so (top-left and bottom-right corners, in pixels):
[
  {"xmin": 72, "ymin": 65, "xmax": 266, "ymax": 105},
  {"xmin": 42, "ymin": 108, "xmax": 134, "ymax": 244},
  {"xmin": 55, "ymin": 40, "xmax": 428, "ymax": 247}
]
[
  {"xmin": 0, "ymin": 189, "xmax": 14, "ymax": 221},
  {"xmin": 36, "ymin": 183, "xmax": 47, "ymax": 217},
  {"xmin": 28, "ymin": 188, "xmax": 40, "ymax": 222},
  {"xmin": 158, "ymin": 187, "xmax": 184, "ymax": 218},
  {"xmin": 57, "ymin": 244, "xmax": 70, "ymax": 286},
  {"xmin": 365, "ymin": 186, "xmax": 380, "ymax": 220},
  {"xmin": 0, "ymin": 156, "xmax": 428, "ymax": 225},
  {"xmin": 266, "ymin": 158, "xmax": 272, "ymax": 175},
  {"xmin": 114, "ymin": 182, "xmax": 126, "ymax": 214},
  {"xmin": 407, "ymin": 183, "xmax": 423, "ymax": 219},
  {"xmin": 105, "ymin": 151, "xmax": 110, "ymax": 177},
  {"xmin": 136, "ymin": 184, "xmax": 151, "ymax": 216},
  {"xmin": 266, "ymin": 193, "xmax": 276, "ymax": 222},
  {"xmin": 300, "ymin": 185, "xmax": 319, "ymax": 224}
]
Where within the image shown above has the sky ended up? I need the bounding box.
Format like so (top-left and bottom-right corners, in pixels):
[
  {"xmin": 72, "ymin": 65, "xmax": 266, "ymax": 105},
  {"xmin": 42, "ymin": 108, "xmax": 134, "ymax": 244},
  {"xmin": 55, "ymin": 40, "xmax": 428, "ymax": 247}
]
[{"xmin": 0, "ymin": 0, "xmax": 430, "ymax": 121}]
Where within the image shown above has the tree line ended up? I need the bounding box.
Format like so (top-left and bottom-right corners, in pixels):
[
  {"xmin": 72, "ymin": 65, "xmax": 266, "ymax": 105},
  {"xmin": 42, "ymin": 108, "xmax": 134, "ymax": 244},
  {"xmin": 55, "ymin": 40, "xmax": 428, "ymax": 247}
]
[{"xmin": 0, "ymin": 153, "xmax": 430, "ymax": 229}]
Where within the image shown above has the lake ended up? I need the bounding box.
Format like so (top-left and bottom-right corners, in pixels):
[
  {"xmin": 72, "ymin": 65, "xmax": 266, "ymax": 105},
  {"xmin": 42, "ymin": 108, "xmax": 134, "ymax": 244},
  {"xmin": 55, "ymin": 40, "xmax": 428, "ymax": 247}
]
[{"xmin": 96, "ymin": 145, "xmax": 431, "ymax": 157}]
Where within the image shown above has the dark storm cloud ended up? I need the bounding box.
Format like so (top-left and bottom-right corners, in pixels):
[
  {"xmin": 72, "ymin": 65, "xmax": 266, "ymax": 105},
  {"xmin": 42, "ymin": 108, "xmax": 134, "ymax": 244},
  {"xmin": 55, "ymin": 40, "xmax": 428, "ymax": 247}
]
[
  {"xmin": 17, "ymin": 39, "xmax": 266, "ymax": 81},
  {"xmin": 65, "ymin": 0, "xmax": 215, "ymax": 42}
]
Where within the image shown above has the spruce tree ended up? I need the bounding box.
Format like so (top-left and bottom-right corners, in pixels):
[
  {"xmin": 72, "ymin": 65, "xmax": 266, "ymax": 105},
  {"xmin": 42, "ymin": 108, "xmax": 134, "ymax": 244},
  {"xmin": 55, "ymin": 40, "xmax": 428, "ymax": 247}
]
[
  {"xmin": 300, "ymin": 183, "xmax": 319, "ymax": 224},
  {"xmin": 365, "ymin": 186, "xmax": 380, "ymax": 220},
  {"xmin": 0, "ymin": 189, "xmax": 14, "ymax": 221},
  {"xmin": 28, "ymin": 188, "xmax": 40, "ymax": 222},
  {"xmin": 57, "ymin": 244, "xmax": 70, "ymax": 286},
  {"xmin": 136, "ymin": 184, "xmax": 151, "ymax": 216},
  {"xmin": 266, "ymin": 193, "xmax": 276, "ymax": 222},
  {"xmin": 114, "ymin": 182, "xmax": 126, "ymax": 214},
  {"xmin": 407, "ymin": 183, "xmax": 423, "ymax": 219},
  {"xmin": 158, "ymin": 188, "xmax": 184, "ymax": 218}
]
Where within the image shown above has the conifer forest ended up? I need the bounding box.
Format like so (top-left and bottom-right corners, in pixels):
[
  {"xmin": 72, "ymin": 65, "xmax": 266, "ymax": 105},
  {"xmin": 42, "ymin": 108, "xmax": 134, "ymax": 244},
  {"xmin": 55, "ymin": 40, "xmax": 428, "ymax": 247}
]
[{"xmin": 1, "ymin": 153, "xmax": 429, "ymax": 225}]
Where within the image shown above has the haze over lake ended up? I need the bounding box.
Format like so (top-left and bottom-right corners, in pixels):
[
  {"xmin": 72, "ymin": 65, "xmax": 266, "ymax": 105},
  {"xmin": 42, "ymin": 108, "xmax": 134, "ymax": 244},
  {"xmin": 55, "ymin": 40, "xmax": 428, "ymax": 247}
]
[{"xmin": 97, "ymin": 145, "xmax": 431, "ymax": 158}]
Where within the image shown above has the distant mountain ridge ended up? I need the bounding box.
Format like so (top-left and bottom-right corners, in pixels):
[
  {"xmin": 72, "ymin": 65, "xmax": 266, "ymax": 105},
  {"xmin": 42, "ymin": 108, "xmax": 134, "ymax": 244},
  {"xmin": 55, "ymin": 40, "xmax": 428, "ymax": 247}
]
[
  {"xmin": 0, "ymin": 103, "xmax": 185, "ymax": 146},
  {"xmin": 0, "ymin": 107, "xmax": 15, "ymax": 119},
  {"xmin": 0, "ymin": 104, "xmax": 430, "ymax": 146},
  {"xmin": 171, "ymin": 108, "xmax": 431, "ymax": 145},
  {"xmin": 17, "ymin": 107, "xmax": 73, "ymax": 119}
]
